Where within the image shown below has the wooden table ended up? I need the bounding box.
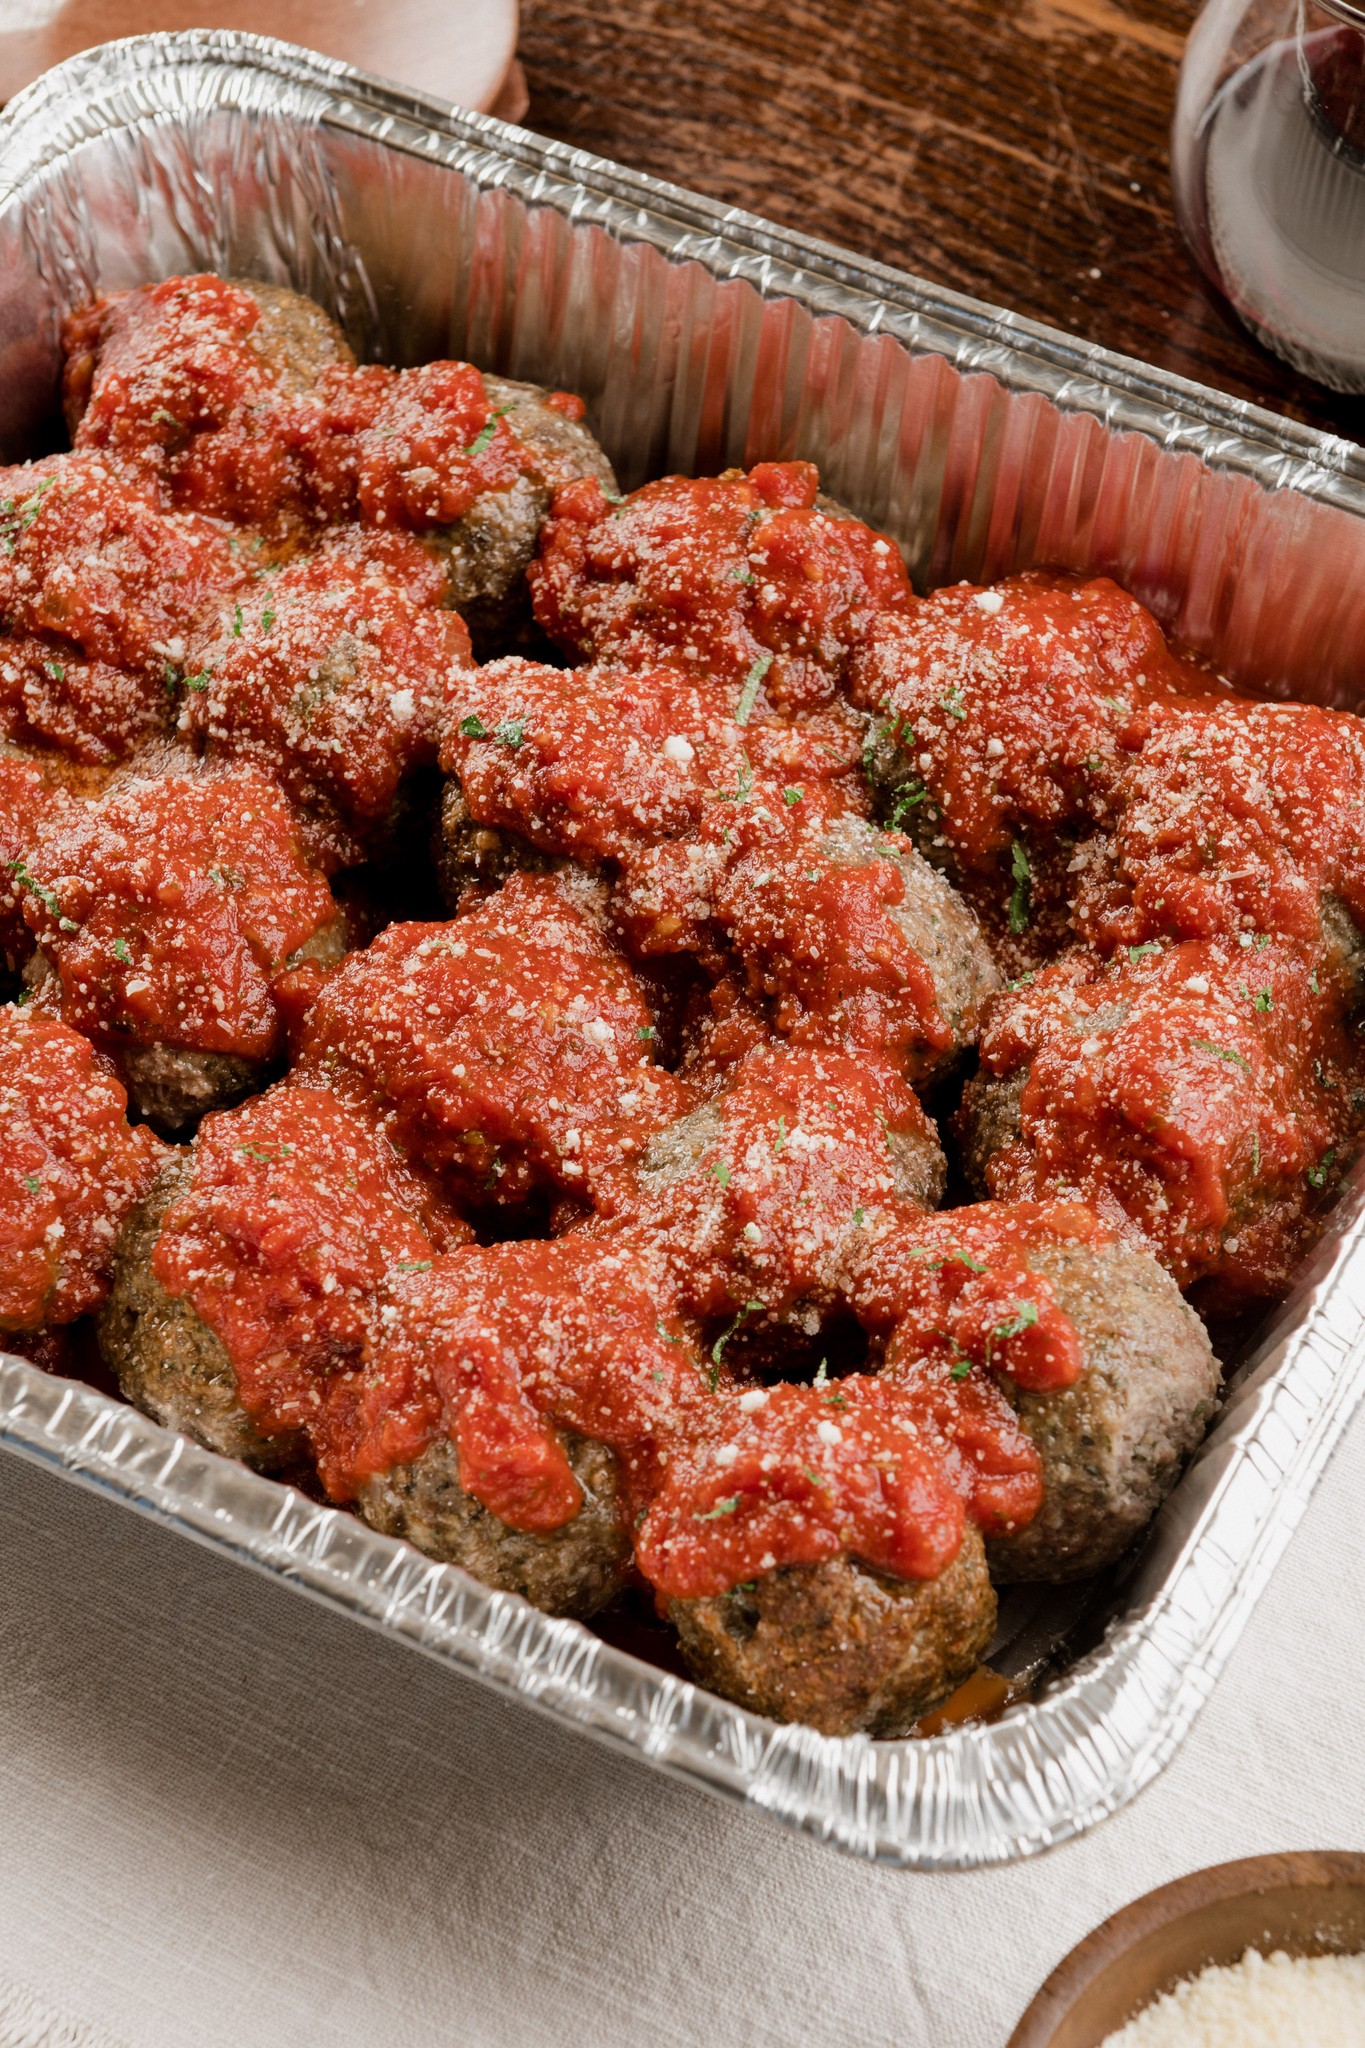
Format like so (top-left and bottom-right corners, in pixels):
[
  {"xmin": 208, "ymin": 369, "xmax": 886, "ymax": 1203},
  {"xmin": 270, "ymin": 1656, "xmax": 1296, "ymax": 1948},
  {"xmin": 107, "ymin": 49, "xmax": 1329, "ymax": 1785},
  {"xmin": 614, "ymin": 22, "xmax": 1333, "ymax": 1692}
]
[{"xmin": 519, "ymin": 0, "xmax": 1364, "ymax": 446}]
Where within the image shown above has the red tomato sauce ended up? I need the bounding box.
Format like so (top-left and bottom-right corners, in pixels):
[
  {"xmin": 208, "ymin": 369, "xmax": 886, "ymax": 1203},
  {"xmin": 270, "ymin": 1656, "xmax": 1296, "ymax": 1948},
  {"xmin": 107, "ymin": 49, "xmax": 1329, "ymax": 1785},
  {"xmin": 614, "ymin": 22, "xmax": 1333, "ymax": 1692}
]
[
  {"xmin": 179, "ymin": 556, "xmax": 471, "ymax": 849},
  {"xmin": 0, "ymin": 452, "xmax": 249, "ymax": 682},
  {"xmin": 19, "ymin": 765, "xmax": 339, "ymax": 1060},
  {"xmin": 64, "ymin": 275, "xmax": 308, "ymax": 526},
  {"xmin": 0, "ymin": 634, "xmax": 165, "ymax": 765},
  {"xmin": 439, "ymin": 655, "xmax": 868, "ymax": 868},
  {"xmin": 845, "ymin": 1197, "xmax": 1106, "ymax": 1389},
  {"xmin": 970, "ymin": 939, "xmax": 1361, "ymax": 1298},
  {"xmin": 635, "ymin": 1376, "xmax": 966, "ymax": 1601},
  {"xmin": 1072, "ymin": 695, "xmax": 1365, "ymax": 964},
  {"xmin": 293, "ymin": 871, "xmax": 685, "ymax": 1206},
  {"xmin": 335, "ymin": 1234, "xmax": 705, "ymax": 1514},
  {"xmin": 878, "ymin": 1348, "xmax": 1044, "ymax": 1542},
  {"xmin": 0, "ymin": 750, "xmax": 88, "ymax": 971},
  {"xmin": 0, "ymin": 1005, "xmax": 165, "ymax": 1328},
  {"xmin": 305, "ymin": 1229, "xmax": 976, "ymax": 1603},
  {"xmin": 847, "ymin": 573, "xmax": 1228, "ymax": 964},
  {"xmin": 711, "ymin": 810, "xmax": 957, "ymax": 1076},
  {"xmin": 529, "ymin": 462, "xmax": 916, "ymax": 712},
  {"xmin": 297, "ymin": 359, "xmax": 536, "ymax": 531},
  {"xmin": 594, "ymin": 1038, "xmax": 940, "ymax": 1327},
  {"xmin": 64, "ymin": 275, "xmax": 574, "ymax": 555}
]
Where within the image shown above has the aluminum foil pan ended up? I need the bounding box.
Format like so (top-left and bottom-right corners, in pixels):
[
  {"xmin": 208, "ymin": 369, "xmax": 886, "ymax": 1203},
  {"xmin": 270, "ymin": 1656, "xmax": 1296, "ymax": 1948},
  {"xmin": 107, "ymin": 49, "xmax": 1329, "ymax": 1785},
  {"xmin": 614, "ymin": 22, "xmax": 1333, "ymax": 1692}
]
[{"xmin": 1, "ymin": 29, "xmax": 1364, "ymax": 1870}]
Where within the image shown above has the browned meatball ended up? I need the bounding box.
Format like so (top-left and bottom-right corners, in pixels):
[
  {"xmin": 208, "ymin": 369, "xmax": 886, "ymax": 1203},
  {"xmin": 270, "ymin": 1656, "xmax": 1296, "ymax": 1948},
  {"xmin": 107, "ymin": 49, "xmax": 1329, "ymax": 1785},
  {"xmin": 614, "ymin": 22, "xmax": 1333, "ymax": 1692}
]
[
  {"xmin": 819, "ymin": 814, "xmax": 1002, "ymax": 1067},
  {"xmin": 16, "ymin": 760, "xmax": 348, "ymax": 1135},
  {"xmin": 356, "ymin": 1430, "xmax": 632, "ymax": 1618},
  {"xmin": 113, "ymin": 1043, "xmax": 267, "ymax": 1137},
  {"xmin": 434, "ymin": 777, "xmax": 549, "ymax": 907},
  {"xmin": 99, "ymin": 1159, "xmax": 302, "ymax": 1472},
  {"xmin": 229, "ymin": 279, "xmax": 356, "ymax": 393},
  {"xmin": 627, "ymin": 1040, "xmax": 947, "ymax": 1337},
  {"xmin": 668, "ymin": 1527, "xmax": 995, "ymax": 1736},
  {"xmin": 62, "ymin": 276, "xmax": 355, "ymax": 442},
  {"xmin": 957, "ymin": 940, "xmax": 1363, "ymax": 1308},
  {"xmin": 984, "ymin": 1239, "xmax": 1221, "ymax": 1582},
  {"xmin": 433, "ymin": 375, "xmax": 618, "ymax": 653},
  {"xmin": 958, "ymin": 1068, "xmax": 1026, "ymax": 1193}
]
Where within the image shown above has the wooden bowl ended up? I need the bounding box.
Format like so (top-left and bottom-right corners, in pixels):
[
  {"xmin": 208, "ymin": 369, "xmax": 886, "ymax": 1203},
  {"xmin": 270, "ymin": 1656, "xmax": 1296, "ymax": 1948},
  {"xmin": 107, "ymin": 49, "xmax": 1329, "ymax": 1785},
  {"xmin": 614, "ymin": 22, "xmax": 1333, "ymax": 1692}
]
[{"xmin": 1008, "ymin": 1850, "xmax": 1365, "ymax": 2047}]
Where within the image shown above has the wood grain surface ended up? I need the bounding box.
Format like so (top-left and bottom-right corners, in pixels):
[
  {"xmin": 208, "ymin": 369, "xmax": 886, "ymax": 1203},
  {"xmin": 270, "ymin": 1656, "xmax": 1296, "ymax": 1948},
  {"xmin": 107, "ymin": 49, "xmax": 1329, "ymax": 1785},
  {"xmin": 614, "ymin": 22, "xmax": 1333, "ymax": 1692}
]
[{"xmin": 519, "ymin": 0, "xmax": 1365, "ymax": 445}]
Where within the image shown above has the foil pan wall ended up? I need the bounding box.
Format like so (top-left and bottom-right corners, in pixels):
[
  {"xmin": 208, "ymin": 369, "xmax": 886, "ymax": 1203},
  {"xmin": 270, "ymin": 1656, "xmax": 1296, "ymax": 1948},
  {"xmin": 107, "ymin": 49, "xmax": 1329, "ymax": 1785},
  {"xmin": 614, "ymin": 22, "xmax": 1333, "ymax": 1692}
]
[{"xmin": 0, "ymin": 30, "xmax": 1363, "ymax": 1868}]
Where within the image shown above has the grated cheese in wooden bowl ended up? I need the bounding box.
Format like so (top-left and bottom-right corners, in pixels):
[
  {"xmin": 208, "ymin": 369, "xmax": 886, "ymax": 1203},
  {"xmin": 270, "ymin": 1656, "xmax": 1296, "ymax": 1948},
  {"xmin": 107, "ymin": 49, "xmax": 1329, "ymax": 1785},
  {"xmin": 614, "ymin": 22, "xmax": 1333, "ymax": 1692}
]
[{"xmin": 1101, "ymin": 1945, "xmax": 1365, "ymax": 2046}]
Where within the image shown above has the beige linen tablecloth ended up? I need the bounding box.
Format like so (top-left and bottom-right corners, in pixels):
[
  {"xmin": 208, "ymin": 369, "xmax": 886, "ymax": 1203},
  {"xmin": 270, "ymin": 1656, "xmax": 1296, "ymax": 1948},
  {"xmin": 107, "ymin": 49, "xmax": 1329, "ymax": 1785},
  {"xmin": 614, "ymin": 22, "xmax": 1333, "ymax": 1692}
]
[{"xmin": 1, "ymin": 1396, "xmax": 1363, "ymax": 2048}]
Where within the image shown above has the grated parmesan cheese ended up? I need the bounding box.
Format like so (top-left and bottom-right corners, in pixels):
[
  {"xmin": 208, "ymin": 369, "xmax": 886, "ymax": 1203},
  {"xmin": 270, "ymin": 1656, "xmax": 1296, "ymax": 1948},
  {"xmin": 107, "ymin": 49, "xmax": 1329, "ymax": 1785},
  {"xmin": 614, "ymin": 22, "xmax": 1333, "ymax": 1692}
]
[{"xmin": 1101, "ymin": 1947, "xmax": 1365, "ymax": 2047}]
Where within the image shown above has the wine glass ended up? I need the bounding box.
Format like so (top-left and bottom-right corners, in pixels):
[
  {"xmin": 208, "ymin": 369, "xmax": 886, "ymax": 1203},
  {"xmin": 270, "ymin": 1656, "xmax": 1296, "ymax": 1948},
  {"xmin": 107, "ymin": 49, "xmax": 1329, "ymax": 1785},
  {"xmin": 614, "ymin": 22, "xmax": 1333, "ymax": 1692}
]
[{"xmin": 1172, "ymin": 0, "xmax": 1365, "ymax": 392}]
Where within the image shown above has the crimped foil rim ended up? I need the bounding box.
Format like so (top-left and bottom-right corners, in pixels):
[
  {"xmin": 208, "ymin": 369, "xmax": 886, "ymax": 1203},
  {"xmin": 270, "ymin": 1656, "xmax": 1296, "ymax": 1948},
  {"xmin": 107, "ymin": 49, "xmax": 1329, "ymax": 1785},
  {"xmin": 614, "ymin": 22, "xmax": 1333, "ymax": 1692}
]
[
  {"xmin": 0, "ymin": 30, "xmax": 1363, "ymax": 1868},
  {"xmin": 1, "ymin": 29, "xmax": 1363, "ymax": 506}
]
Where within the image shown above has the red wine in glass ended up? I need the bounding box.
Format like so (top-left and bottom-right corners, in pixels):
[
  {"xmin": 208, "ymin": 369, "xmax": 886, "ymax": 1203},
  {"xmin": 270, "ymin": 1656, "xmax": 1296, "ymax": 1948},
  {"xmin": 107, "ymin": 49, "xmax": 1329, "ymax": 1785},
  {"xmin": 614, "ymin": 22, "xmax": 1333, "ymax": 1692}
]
[{"xmin": 1178, "ymin": 13, "xmax": 1365, "ymax": 391}]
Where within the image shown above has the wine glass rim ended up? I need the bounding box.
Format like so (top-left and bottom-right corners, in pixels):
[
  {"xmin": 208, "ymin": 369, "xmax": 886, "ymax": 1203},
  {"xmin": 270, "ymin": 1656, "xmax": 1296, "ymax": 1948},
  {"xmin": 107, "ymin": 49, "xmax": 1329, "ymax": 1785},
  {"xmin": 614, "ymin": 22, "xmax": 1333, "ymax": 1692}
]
[{"xmin": 1320, "ymin": 0, "xmax": 1365, "ymax": 25}]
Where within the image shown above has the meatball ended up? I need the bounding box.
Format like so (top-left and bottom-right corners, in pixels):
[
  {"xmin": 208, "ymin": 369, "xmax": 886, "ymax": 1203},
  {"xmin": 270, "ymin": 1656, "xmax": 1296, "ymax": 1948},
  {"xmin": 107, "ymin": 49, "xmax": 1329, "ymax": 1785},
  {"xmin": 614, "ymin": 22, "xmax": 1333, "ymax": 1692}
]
[
  {"xmin": 436, "ymin": 658, "xmax": 877, "ymax": 972},
  {"xmin": 438, "ymin": 656, "xmax": 870, "ymax": 872},
  {"xmin": 668, "ymin": 1532, "xmax": 995, "ymax": 1737},
  {"xmin": 62, "ymin": 273, "xmax": 355, "ymax": 443},
  {"xmin": 817, "ymin": 814, "xmax": 1001, "ymax": 1061},
  {"xmin": 960, "ymin": 939, "xmax": 1362, "ymax": 1304},
  {"xmin": 0, "ymin": 745, "xmax": 113, "ymax": 977},
  {"xmin": 0, "ymin": 1005, "xmax": 166, "ymax": 1332},
  {"xmin": 62, "ymin": 274, "xmax": 355, "ymax": 531},
  {"xmin": 299, "ymin": 360, "xmax": 617, "ymax": 651},
  {"xmin": 711, "ymin": 811, "xmax": 1000, "ymax": 1083},
  {"xmin": 340, "ymin": 1232, "xmax": 700, "ymax": 1615},
  {"xmin": 105, "ymin": 1042, "xmax": 265, "ymax": 1137},
  {"xmin": 428, "ymin": 374, "xmax": 618, "ymax": 652},
  {"xmin": 225, "ymin": 279, "xmax": 356, "ymax": 395},
  {"xmin": 180, "ymin": 557, "xmax": 472, "ymax": 859},
  {"xmin": 1067, "ymin": 693, "xmax": 1365, "ymax": 972},
  {"xmin": 958, "ymin": 1068, "xmax": 1025, "ymax": 1190},
  {"xmin": 628, "ymin": 1040, "xmax": 946, "ymax": 1330},
  {"xmin": 847, "ymin": 573, "xmax": 1218, "ymax": 966},
  {"xmin": 356, "ymin": 1429, "xmax": 631, "ymax": 1618},
  {"xmin": 635, "ymin": 1372, "xmax": 990, "ymax": 1734},
  {"xmin": 0, "ymin": 450, "xmax": 250, "ymax": 760},
  {"xmin": 434, "ymin": 777, "xmax": 548, "ymax": 907},
  {"xmin": 99, "ymin": 1084, "xmax": 467, "ymax": 1468},
  {"xmin": 62, "ymin": 278, "xmax": 616, "ymax": 636},
  {"xmin": 529, "ymin": 459, "xmax": 914, "ymax": 713},
  {"xmin": 99, "ymin": 1158, "xmax": 299, "ymax": 1470},
  {"xmin": 292, "ymin": 869, "xmax": 683, "ymax": 1208},
  {"xmin": 858, "ymin": 1202, "xmax": 1218, "ymax": 1578},
  {"xmin": 17, "ymin": 762, "xmax": 345, "ymax": 1132},
  {"xmin": 981, "ymin": 1238, "xmax": 1221, "ymax": 1581}
]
